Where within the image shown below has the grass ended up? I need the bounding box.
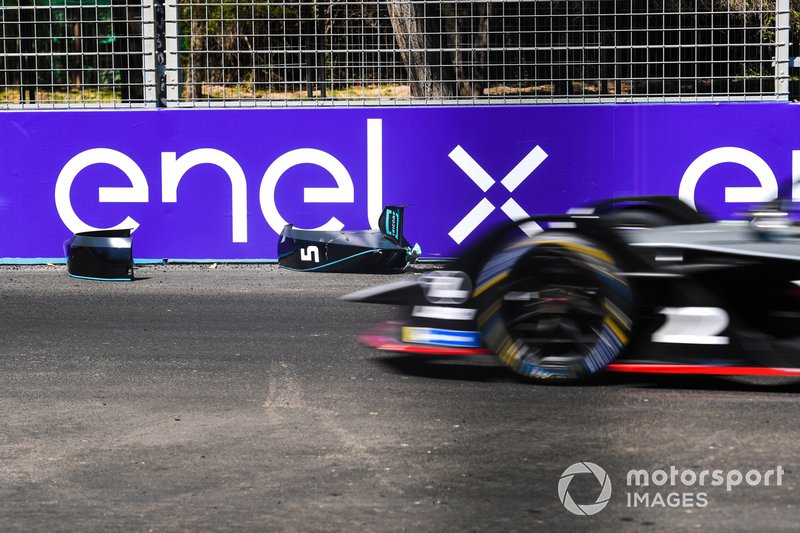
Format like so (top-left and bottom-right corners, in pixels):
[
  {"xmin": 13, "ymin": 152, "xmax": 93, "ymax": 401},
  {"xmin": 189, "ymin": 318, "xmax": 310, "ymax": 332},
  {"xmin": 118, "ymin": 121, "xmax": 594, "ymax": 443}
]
[
  {"xmin": 0, "ymin": 87, "xmax": 124, "ymax": 105},
  {"xmin": 1, "ymin": 78, "xmax": 785, "ymax": 106}
]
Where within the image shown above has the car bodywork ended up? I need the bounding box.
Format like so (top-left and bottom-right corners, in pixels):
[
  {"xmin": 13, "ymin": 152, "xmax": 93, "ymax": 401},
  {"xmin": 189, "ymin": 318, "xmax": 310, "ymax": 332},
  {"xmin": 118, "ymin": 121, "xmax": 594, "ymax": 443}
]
[
  {"xmin": 344, "ymin": 196, "xmax": 800, "ymax": 381},
  {"xmin": 64, "ymin": 229, "xmax": 134, "ymax": 281},
  {"xmin": 278, "ymin": 206, "xmax": 421, "ymax": 273}
]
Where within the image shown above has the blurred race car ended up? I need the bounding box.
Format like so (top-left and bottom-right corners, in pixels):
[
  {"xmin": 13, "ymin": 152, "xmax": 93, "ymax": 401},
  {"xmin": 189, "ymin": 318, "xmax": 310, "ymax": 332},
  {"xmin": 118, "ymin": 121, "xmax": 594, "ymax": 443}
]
[{"xmin": 343, "ymin": 196, "xmax": 800, "ymax": 382}]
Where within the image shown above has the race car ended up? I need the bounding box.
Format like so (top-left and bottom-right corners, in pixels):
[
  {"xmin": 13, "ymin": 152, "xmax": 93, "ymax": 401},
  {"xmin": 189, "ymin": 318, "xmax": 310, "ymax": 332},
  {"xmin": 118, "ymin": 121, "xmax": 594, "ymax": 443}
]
[{"xmin": 343, "ymin": 196, "xmax": 800, "ymax": 382}]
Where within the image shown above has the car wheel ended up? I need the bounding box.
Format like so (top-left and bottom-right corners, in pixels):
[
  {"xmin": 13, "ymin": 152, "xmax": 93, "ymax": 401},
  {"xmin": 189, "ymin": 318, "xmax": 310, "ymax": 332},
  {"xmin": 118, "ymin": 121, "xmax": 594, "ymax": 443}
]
[{"xmin": 474, "ymin": 233, "xmax": 634, "ymax": 382}]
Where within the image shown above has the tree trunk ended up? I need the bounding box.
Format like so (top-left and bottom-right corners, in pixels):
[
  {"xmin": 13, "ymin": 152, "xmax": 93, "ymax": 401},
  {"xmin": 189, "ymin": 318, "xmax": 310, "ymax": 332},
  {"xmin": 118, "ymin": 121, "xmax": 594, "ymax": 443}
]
[
  {"xmin": 387, "ymin": 1, "xmax": 454, "ymax": 98},
  {"xmin": 71, "ymin": 20, "xmax": 82, "ymax": 90},
  {"xmin": 113, "ymin": 4, "xmax": 144, "ymax": 103},
  {"xmin": 470, "ymin": 2, "xmax": 490, "ymax": 97},
  {"xmin": 186, "ymin": 18, "xmax": 205, "ymax": 99},
  {"xmin": 19, "ymin": 0, "xmax": 36, "ymax": 102}
]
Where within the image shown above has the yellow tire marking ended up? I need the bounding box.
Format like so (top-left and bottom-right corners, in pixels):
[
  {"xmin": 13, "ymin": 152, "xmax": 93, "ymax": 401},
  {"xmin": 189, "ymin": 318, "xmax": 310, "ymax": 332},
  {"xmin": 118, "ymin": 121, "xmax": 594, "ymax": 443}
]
[
  {"xmin": 477, "ymin": 299, "xmax": 502, "ymax": 328},
  {"xmin": 473, "ymin": 272, "xmax": 509, "ymax": 299},
  {"xmin": 604, "ymin": 315, "xmax": 628, "ymax": 345}
]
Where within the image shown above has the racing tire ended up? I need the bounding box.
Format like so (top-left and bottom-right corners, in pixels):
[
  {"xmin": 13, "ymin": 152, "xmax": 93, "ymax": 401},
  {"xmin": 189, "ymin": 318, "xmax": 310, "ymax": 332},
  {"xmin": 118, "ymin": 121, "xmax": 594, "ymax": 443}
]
[{"xmin": 474, "ymin": 232, "xmax": 634, "ymax": 382}]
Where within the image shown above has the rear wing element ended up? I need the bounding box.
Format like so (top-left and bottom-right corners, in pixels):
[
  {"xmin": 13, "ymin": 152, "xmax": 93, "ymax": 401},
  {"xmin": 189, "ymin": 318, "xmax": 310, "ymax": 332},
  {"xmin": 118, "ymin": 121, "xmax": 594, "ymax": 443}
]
[{"xmin": 379, "ymin": 205, "xmax": 405, "ymax": 246}]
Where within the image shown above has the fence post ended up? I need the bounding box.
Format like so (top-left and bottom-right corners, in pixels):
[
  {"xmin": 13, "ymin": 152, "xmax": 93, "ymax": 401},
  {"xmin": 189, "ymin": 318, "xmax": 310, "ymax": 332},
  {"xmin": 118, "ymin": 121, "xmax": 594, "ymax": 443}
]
[
  {"xmin": 141, "ymin": 0, "xmax": 158, "ymax": 105},
  {"xmin": 165, "ymin": 1, "xmax": 179, "ymax": 105},
  {"xmin": 776, "ymin": 0, "xmax": 790, "ymax": 100},
  {"xmin": 154, "ymin": 0, "xmax": 167, "ymax": 107}
]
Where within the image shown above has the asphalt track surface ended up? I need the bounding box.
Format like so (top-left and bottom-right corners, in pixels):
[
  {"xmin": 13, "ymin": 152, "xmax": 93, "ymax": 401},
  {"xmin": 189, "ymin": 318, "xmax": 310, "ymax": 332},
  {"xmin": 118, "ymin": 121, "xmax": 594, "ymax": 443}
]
[{"xmin": 1, "ymin": 264, "xmax": 799, "ymax": 532}]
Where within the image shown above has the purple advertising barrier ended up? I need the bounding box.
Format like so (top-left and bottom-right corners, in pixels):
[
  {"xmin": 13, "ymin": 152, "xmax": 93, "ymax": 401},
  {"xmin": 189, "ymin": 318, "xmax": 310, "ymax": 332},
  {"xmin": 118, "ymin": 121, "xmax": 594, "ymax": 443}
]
[{"xmin": 0, "ymin": 103, "xmax": 797, "ymax": 262}]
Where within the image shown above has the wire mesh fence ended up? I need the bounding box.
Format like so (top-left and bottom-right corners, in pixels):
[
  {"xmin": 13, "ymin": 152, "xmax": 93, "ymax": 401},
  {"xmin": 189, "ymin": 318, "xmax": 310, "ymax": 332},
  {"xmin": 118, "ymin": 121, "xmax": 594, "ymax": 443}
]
[
  {"xmin": 1, "ymin": 1, "xmax": 153, "ymax": 108},
  {"xmin": 0, "ymin": 0, "xmax": 794, "ymax": 108}
]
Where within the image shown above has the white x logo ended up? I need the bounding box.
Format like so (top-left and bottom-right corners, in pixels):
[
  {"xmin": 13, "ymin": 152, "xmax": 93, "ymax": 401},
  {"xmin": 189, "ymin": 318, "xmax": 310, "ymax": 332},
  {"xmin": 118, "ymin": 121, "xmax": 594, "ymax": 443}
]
[{"xmin": 448, "ymin": 145, "xmax": 548, "ymax": 244}]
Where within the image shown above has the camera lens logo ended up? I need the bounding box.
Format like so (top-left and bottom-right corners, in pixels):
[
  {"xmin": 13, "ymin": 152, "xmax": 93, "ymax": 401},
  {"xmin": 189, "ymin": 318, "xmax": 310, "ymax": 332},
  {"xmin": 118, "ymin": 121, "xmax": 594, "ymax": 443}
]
[{"xmin": 558, "ymin": 462, "xmax": 612, "ymax": 516}]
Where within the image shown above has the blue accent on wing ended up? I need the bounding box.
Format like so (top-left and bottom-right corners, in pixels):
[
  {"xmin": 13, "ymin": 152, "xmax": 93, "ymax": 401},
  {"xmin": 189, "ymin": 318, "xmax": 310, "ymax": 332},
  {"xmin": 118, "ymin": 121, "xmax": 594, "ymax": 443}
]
[
  {"xmin": 278, "ymin": 249, "xmax": 378, "ymax": 272},
  {"xmin": 416, "ymin": 328, "xmax": 482, "ymax": 347},
  {"xmin": 68, "ymin": 273, "xmax": 132, "ymax": 282}
]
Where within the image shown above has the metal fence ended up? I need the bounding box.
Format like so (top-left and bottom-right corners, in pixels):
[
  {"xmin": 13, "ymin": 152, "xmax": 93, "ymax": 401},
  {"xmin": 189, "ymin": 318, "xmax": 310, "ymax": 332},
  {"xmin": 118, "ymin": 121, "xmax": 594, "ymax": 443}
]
[
  {"xmin": 0, "ymin": 0, "xmax": 794, "ymax": 108},
  {"xmin": 1, "ymin": 1, "xmax": 154, "ymax": 107}
]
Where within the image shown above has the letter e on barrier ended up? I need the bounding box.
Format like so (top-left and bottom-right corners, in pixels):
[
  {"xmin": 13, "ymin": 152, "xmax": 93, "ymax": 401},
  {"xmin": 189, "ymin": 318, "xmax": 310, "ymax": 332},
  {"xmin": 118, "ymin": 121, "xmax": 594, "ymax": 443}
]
[
  {"xmin": 259, "ymin": 148, "xmax": 354, "ymax": 235},
  {"xmin": 679, "ymin": 147, "xmax": 777, "ymax": 210},
  {"xmin": 55, "ymin": 148, "xmax": 149, "ymax": 234}
]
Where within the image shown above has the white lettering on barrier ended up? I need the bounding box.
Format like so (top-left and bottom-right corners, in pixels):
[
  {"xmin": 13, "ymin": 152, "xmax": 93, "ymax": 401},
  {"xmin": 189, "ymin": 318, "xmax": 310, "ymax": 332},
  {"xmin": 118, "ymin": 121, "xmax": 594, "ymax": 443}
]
[
  {"xmin": 367, "ymin": 118, "xmax": 383, "ymax": 230},
  {"xmin": 793, "ymin": 150, "xmax": 800, "ymax": 201},
  {"xmin": 448, "ymin": 145, "xmax": 547, "ymax": 244},
  {"xmin": 55, "ymin": 148, "xmax": 149, "ymax": 234},
  {"xmin": 57, "ymin": 134, "xmax": 794, "ymax": 248},
  {"xmin": 679, "ymin": 147, "xmax": 778, "ymax": 210},
  {"xmin": 54, "ymin": 119, "xmax": 384, "ymax": 241},
  {"xmin": 161, "ymin": 149, "xmax": 248, "ymax": 242},
  {"xmin": 259, "ymin": 148, "xmax": 354, "ymax": 234}
]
